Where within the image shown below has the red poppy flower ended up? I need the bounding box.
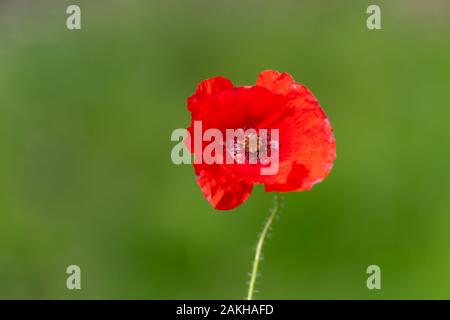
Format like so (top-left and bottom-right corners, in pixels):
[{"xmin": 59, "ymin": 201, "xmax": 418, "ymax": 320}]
[{"xmin": 186, "ymin": 70, "xmax": 336, "ymax": 210}]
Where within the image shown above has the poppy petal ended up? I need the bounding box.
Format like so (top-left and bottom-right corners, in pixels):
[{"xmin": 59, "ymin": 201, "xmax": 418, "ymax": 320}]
[
  {"xmin": 266, "ymin": 102, "xmax": 336, "ymax": 191},
  {"xmin": 194, "ymin": 164, "xmax": 253, "ymax": 210},
  {"xmin": 256, "ymin": 70, "xmax": 297, "ymax": 95},
  {"xmin": 195, "ymin": 76, "xmax": 234, "ymax": 96}
]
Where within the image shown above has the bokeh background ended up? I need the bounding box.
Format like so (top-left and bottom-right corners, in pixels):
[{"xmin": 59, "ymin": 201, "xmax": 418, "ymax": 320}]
[{"xmin": 1, "ymin": 0, "xmax": 450, "ymax": 299}]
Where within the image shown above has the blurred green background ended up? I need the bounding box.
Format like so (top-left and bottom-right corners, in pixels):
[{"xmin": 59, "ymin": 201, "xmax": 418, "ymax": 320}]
[{"xmin": 1, "ymin": 0, "xmax": 450, "ymax": 299}]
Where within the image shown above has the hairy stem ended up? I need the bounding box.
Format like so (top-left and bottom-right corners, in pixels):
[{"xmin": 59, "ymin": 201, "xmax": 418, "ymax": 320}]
[{"xmin": 246, "ymin": 193, "xmax": 282, "ymax": 300}]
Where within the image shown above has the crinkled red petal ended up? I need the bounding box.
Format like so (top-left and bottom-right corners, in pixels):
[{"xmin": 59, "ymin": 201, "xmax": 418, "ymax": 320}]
[{"xmin": 194, "ymin": 163, "xmax": 253, "ymax": 210}]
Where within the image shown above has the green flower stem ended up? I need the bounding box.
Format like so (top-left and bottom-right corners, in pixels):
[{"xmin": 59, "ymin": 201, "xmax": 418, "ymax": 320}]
[{"xmin": 246, "ymin": 193, "xmax": 282, "ymax": 300}]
